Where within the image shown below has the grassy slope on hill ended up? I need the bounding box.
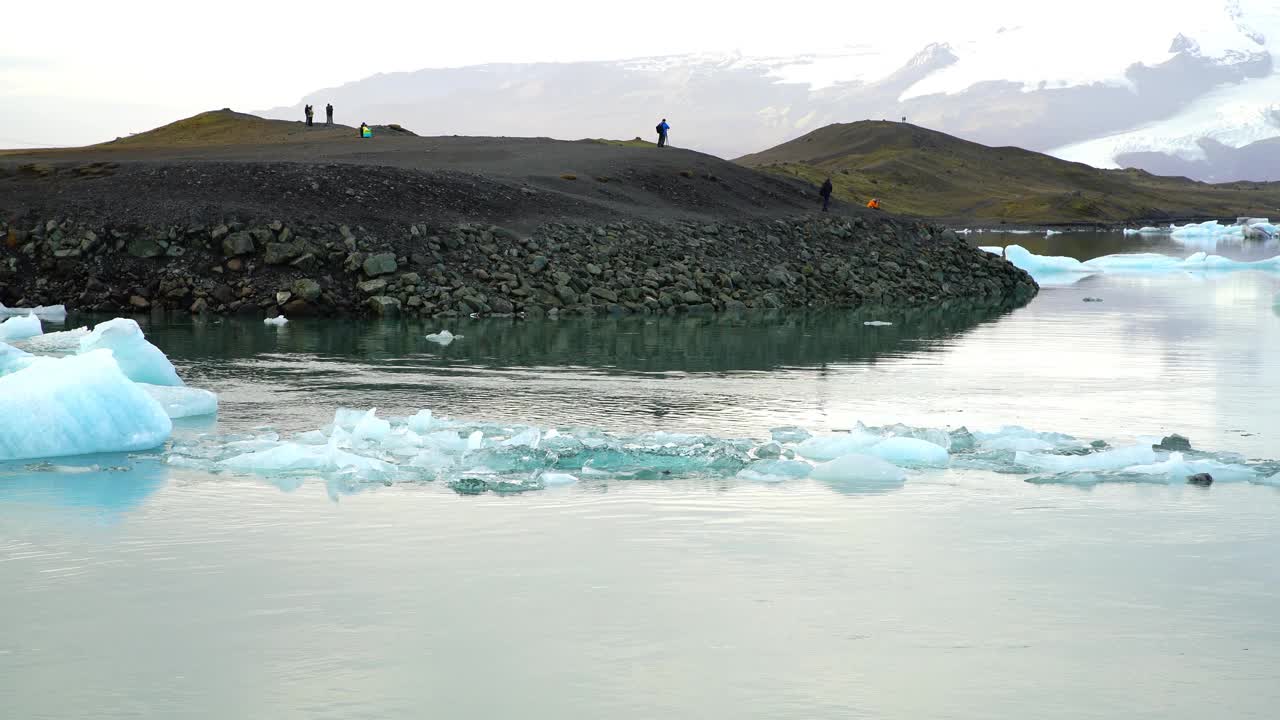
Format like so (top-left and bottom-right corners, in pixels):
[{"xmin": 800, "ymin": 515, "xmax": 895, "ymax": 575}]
[{"xmin": 736, "ymin": 121, "xmax": 1280, "ymax": 224}]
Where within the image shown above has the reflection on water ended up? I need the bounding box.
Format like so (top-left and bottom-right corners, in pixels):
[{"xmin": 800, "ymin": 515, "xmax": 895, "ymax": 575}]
[{"xmin": 3, "ymin": 231, "xmax": 1280, "ymax": 719}]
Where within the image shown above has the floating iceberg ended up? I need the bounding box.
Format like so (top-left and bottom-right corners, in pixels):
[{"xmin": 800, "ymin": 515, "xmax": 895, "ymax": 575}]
[
  {"xmin": 0, "ymin": 302, "xmax": 66, "ymax": 322},
  {"xmin": 78, "ymin": 318, "xmax": 183, "ymax": 386},
  {"xmin": 264, "ymin": 315, "xmax": 289, "ymax": 326},
  {"xmin": 222, "ymin": 440, "xmax": 395, "ymax": 479},
  {"xmin": 863, "ymin": 321, "xmax": 893, "ymax": 327},
  {"xmin": 425, "ymin": 329, "xmax": 461, "ymax": 346},
  {"xmin": 810, "ymin": 454, "xmax": 906, "ymax": 488},
  {"xmin": 0, "ymin": 350, "xmax": 172, "ymax": 461},
  {"xmin": 0, "ymin": 314, "xmax": 43, "ymax": 342},
  {"xmin": 867, "ymin": 437, "xmax": 949, "ymax": 468}
]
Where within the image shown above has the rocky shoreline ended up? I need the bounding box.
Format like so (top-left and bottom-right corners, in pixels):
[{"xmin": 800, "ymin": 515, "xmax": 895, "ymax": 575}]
[{"xmin": 0, "ymin": 214, "xmax": 1038, "ymax": 318}]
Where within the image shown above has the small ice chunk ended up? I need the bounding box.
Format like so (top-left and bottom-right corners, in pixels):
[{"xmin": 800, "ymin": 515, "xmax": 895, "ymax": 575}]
[
  {"xmin": 351, "ymin": 409, "xmax": 391, "ymax": 442},
  {"xmin": 539, "ymin": 471, "xmax": 579, "ymax": 486},
  {"xmin": 736, "ymin": 459, "xmax": 814, "ymax": 483},
  {"xmin": 78, "ymin": 318, "xmax": 183, "ymax": 386},
  {"xmin": 0, "ymin": 314, "xmax": 42, "ymax": 342},
  {"xmin": 0, "ymin": 350, "xmax": 172, "ymax": 461},
  {"xmin": 810, "ymin": 454, "xmax": 906, "ymax": 486},
  {"xmin": 294, "ymin": 430, "xmax": 329, "ymax": 445},
  {"xmin": 770, "ymin": 426, "xmax": 811, "ymax": 444},
  {"xmin": 222, "ymin": 441, "xmax": 394, "ymax": 477},
  {"xmin": 264, "ymin": 315, "xmax": 289, "ymax": 326},
  {"xmin": 863, "ymin": 321, "xmax": 893, "ymax": 327},
  {"xmin": 407, "ymin": 409, "xmax": 433, "ymax": 433},
  {"xmin": 141, "ymin": 384, "xmax": 219, "ymax": 418},
  {"xmin": 1015, "ymin": 444, "xmax": 1156, "ymax": 473},
  {"xmin": 466, "ymin": 430, "xmax": 483, "ymax": 451},
  {"xmin": 502, "ymin": 428, "xmax": 542, "ymax": 448},
  {"xmin": 795, "ymin": 429, "xmax": 881, "ymax": 461},
  {"xmin": 868, "ymin": 437, "xmax": 949, "ymax": 467},
  {"xmin": 1123, "ymin": 453, "xmax": 1258, "ymax": 483},
  {"xmin": 408, "ymin": 448, "xmax": 457, "ymax": 472},
  {"xmin": 1255, "ymin": 472, "xmax": 1280, "ymax": 487},
  {"xmin": 426, "ymin": 330, "xmax": 462, "ymax": 346}
]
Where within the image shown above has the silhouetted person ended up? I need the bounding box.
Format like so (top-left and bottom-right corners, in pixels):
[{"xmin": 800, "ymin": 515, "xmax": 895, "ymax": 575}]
[
  {"xmin": 304, "ymin": 104, "xmax": 314, "ymax": 127},
  {"xmin": 656, "ymin": 118, "xmax": 670, "ymax": 148},
  {"xmin": 359, "ymin": 122, "xmax": 371, "ymax": 139},
  {"xmin": 820, "ymin": 178, "xmax": 833, "ymax": 212},
  {"xmin": 326, "ymin": 103, "xmax": 334, "ymax": 125}
]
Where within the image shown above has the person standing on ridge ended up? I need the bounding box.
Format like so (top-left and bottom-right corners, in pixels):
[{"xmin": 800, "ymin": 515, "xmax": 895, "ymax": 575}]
[
  {"xmin": 819, "ymin": 178, "xmax": 833, "ymax": 212},
  {"xmin": 326, "ymin": 103, "xmax": 334, "ymax": 125},
  {"xmin": 304, "ymin": 104, "xmax": 314, "ymax": 127},
  {"xmin": 656, "ymin": 118, "xmax": 670, "ymax": 148}
]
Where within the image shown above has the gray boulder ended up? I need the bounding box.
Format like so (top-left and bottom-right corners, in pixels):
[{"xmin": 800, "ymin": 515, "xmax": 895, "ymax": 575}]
[
  {"xmin": 292, "ymin": 278, "xmax": 322, "ymax": 302},
  {"xmin": 367, "ymin": 296, "xmax": 401, "ymax": 316},
  {"xmin": 363, "ymin": 252, "xmax": 398, "ymax": 277},
  {"xmin": 222, "ymin": 232, "xmax": 255, "ymax": 256}
]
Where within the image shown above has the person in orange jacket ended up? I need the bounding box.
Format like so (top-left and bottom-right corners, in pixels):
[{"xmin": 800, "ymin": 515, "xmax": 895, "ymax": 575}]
[{"xmin": 867, "ymin": 198, "xmax": 881, "ymax": 210}]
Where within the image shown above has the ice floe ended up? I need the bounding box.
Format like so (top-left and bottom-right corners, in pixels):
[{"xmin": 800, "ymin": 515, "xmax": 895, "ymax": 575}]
[
  {"xmin": 0, "ymin": 317, "xmax": 219, "ymax": 459},
  {"xmin": 264, "ymin": 315, "xmax": 289, "ymax": 326},
  {"xmin": 0, "ymin": 302, "xmax": 66, "ymax": 322},
  {"xmin": 0, "ymin": 314, "xmax": 43, "ymax": 342},
  {"xmin": 0, "ymin": 350, "xmax": 173, "ymax": 462},
  {"xmin": 163, "ymin": 411, "xmax": 1278, "ymax": 496},
  {"xmin": 985, "ymin": 244, "xmax": 1280, "ymax": 284}
]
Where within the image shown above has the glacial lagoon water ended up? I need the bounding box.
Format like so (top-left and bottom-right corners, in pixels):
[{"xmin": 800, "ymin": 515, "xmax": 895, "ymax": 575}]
[{"xmin": 3, "ymin": 230, "xmax": 1280, "ymax": 718}]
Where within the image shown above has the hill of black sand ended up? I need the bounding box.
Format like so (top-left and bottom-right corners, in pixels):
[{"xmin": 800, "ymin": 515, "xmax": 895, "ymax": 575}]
[
  {"xmin": 1, "ymin": 109, "xmax": 828, "ymax": 229},
  {"xmin": 737, "ymin": 121, "xmax": 1280, "ymax": 225},
  {"xmin": 0, "ymin": 111, "xmax": 1036, "ymax": 318}
]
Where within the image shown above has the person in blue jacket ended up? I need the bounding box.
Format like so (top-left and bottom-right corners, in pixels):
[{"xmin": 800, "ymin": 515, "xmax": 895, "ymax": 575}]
[{"xmin": 656, "ymin": 118, "xmax": 670, "ymax": 148}]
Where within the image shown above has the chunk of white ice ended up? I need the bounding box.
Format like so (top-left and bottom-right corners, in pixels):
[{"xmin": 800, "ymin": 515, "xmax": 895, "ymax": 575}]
[
  {"xmin": 0, "ymin": 314, "xmax": 43, "ymax": 342},
  {"xmin": 0, "ymin": 350, "xmax": 173, "ymax": 461},
  {"xmin": 426, "ymin": 330, "xmax": 461, "ymax": 346},
  {"xmin": 868, "ymin": 437, "xmax": 949, "ymax": 467},
  {"xmin": 264, "ymin": 316, "xmax": 289, "ymax": 326},
  {"xmin": 810, "ymin": 454, "xmax": 907, "ymax": 486},
  {"xmin": 0, "ymin": 302, "xmax": 66, "ymax": 322},
  {"xmin": 78, "ymin": 318, "xmax": 183, "ymax": 386},
  {"xmin": 1015, "ymin": 445, "xmax": 1156, "ymax": 473}
]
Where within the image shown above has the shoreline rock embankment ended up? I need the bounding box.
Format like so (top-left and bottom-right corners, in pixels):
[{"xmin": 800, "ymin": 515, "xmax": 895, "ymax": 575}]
[{"xmin": 1, "ymin": 215, "xmax": 1038, "ymax": 318}]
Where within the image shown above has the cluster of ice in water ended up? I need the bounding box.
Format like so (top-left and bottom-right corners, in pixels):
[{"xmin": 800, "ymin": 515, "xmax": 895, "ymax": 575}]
[
  {"xmin": 956, "ymin": 229, "xmax": 1062, "ymax": 237},
  {"xmin": 982, "ymin": 244, "xmax": 1280, "ymax": 286},
  {"xmin": 0, "ymin": 302, "xmax": 67, "ymax": 322},
  {"xmin": 0, "ymin": 317, "xmax": 218, "ymax": 461},
  {"xmin": 168, "ymin": 411, "xmax": 1278, "ymax": 495},
  {"xmin": 1124, "ymin": 219, "xmax": 1279, "ymax": 242}
]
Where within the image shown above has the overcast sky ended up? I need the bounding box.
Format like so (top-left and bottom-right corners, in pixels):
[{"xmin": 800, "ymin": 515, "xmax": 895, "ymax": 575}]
[{"xmin": 2, "ymin": 0, "xmax": 1262, "ymax": 146}]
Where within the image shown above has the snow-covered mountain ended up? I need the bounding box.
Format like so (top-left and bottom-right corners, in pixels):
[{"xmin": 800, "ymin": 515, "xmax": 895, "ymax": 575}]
[{"xmin": 263, "ymin": 0, "xmax": 1280, "ymax": 181}]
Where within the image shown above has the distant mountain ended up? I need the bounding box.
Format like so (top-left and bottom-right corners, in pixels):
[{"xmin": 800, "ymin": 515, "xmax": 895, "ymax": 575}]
[
  {"xmin": 262, "ymin": 1, "xmax": 1280, "ymax": 181},
  {"xmin": 736, "ymin": 121, "xmax": 1280, "ymax": 223}
]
